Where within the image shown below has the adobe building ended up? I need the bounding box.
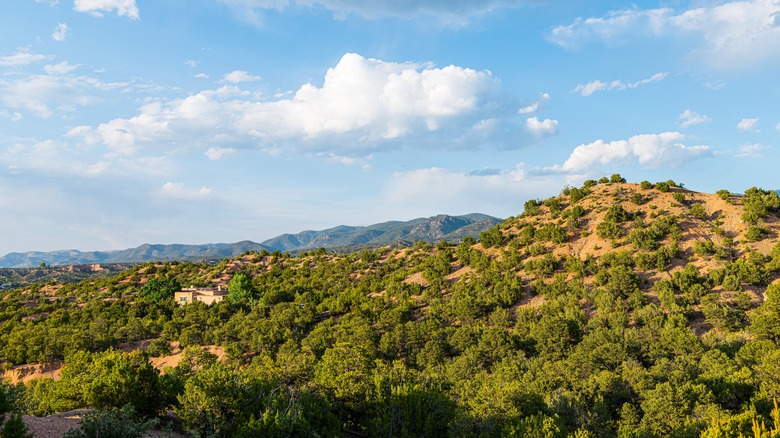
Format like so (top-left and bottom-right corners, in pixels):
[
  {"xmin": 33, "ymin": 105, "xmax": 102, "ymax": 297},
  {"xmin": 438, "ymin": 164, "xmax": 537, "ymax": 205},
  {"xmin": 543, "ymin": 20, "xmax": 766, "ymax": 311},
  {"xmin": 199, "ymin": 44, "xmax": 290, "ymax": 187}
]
[{"xmin": 174, "ymin": 285, "xmax": 227, "ymax": 305}]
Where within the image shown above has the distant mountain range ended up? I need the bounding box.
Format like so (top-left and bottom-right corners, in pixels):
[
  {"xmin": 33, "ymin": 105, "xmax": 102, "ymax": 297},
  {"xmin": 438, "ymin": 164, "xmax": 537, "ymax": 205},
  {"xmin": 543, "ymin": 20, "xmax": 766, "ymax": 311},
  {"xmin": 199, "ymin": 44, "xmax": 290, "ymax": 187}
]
[{"xmin": 0, "ymin": 213, "xmax": 500, "ymax": 268}]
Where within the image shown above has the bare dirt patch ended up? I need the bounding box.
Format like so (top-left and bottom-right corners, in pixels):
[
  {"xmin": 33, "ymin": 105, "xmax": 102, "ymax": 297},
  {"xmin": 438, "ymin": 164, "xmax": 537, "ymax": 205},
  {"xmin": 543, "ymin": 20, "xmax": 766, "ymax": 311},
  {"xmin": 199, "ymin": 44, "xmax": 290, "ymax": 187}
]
[
  {"xmin": 4, "ymin": 362, "xmax": 63, "ymax": 384},
  {"xmin": 21, "ymin": 410, "xmax": 83, "ymax": 438},
  {"xmin": 150, "ymin": 345, "xmax": 226, "ymax": 371},
  {"xmin": 403, "ymin": 271, "xmax": 428, "ymax": 287}
]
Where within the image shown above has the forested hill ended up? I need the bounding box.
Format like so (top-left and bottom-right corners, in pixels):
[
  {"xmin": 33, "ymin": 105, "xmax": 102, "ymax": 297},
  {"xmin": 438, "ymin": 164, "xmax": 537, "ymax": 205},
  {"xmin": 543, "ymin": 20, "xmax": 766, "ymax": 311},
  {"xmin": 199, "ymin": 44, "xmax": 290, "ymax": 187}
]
[
  {"xmin": 261, "ymin": 213, "xmax": 500, "ymax": 252},
  {"xmin": 3, "ymin": 176, "xmax": 780, "ymax": 437},
  {"xmin": 0, "ymin": 213, "xmax": 500, "ymax": 268}
]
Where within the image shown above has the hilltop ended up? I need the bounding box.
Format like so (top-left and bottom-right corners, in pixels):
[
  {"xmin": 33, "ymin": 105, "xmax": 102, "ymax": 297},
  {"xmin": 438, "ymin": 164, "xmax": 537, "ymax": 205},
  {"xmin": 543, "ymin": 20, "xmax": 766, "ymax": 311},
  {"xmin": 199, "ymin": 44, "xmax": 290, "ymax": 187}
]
[{"xmin": 2, "ymin": 176, "xmax": 780, "ymax": 437}]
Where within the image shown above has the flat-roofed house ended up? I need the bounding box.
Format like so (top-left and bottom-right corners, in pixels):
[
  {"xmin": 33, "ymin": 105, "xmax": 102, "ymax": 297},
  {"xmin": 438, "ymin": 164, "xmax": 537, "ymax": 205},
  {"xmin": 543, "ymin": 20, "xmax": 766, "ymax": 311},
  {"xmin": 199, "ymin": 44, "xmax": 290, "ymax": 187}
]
[{"xmin": 175, "ymin": 285, "xmax": 227, "ymax": 305}]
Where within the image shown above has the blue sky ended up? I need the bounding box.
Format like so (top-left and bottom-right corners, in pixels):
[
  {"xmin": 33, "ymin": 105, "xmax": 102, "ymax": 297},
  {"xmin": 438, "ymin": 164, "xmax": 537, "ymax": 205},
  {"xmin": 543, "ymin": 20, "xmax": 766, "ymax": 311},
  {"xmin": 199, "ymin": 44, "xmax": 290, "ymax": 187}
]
[{"xmin": 1, "ymin": 0, "xmax": 778, "ymax": 254}]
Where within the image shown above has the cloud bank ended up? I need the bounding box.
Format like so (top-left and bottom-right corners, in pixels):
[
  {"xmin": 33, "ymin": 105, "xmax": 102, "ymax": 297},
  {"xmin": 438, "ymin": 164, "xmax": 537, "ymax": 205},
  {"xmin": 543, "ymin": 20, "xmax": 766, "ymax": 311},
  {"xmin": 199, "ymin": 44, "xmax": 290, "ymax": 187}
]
[
  {"xmin": 70, "ymin": 53, "xmax": 515, "ymax": 157},
  {"xmin": 550, "ymin": 0, "xmax": 780, "ymax": 68},
  {"xmin": 549, "ymin": 132, "xmax": 711, "ymax": 174}
]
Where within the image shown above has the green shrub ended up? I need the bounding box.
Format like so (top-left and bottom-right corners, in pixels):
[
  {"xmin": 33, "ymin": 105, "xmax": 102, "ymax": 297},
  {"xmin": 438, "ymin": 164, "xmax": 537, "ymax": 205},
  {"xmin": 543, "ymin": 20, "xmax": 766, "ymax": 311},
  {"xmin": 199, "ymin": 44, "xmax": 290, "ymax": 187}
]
[
  {"xmin": 543, "ymin": 197, "xmax": 563, "ymax": 216},
  {"xmin": 535, "ymin": 223, "xmax": 567, "ymax": 244},
  {"xmin": 722, "ymin": 274, "xmax": 742, "ymax": 292},
  {"xmin": 610, "ymin": 174, "xmax": 626, "ymax": 183},
  {"xmin": 479, "ymin": 226, "xmax": 503, "ymax": 248},
  {"xmin": 746, "ymin": 225, "xmax": 767, "ymax": 242},
  {"xmin": 523, "ymin": 199, "xmax": 542, "ymax": 217},
  {"xmin": 597, "ymin": 221, "xmax": 624, "ymax": 239},
  {"xmin": 568, "ymin": 187, "xmax": 588, "ymax": 203},
  {"xmin": 524, "ymin": 254, "xmax": 558, "ymax": 277},
  {"xmin": 604, "ymin": 204, "xmax": 634, "ymax": 223},
  {"xmin": 527, "ymin": 243, "xmax": 546, "ymax": 257},
  {"xmin": 564, "ymin": 205, "xmax": 586, "ymax": 221},
  {"xmin": 693, "ymin": 240, "xmax": 716, "ymax": 257},
  {"xmin": 689, "ymin": 203, "xmax": 707, "ymax": 220},
  {"xmin": 146, "ymin": 338, "xmax": 172, "ymax": 358},
  {"xmin": 742, "ymin": 187, "xmax": 780, "ymax": 224}
]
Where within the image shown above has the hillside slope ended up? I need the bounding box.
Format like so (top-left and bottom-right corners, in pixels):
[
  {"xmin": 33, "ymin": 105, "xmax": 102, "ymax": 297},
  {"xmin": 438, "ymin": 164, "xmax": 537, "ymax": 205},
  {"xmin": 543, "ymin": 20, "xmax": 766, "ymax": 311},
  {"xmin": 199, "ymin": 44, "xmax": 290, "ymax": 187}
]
[{"xmin": 3, "ymin": 178, "xmax": 780, "ymax": 437}]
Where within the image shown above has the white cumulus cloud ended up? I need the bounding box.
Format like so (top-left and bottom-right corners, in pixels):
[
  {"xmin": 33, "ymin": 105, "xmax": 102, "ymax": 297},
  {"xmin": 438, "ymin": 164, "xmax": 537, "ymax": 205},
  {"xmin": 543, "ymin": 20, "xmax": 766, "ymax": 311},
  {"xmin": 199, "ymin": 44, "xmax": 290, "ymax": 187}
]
[
  {"xmin": 678, "ymin": 109, "xmax": 711, "ymax": 128},
  {"xmin": 525, "ymin": 117, "xmax": 558, "ymax": 137},
  {"xmin": 550, "ymin": 132, "xmax": 711, "ymax": 174},
  {"xmin": 52, "ymin": 23, "xmax": 69, "ymax": 41},
  {"xmin": 74, "ymin": 0, "xmax": 139, "ymax": 19},
  {"xmin": 737, "ymin": 117, "xmax": 760, "ymax": 132},
  {"xmin": 69, "ymin": 53, "xmax": 506, "ymax": 157},
  {"xmin": 550, "ymin": 1, "xmax": 780, "ymax": 69}
]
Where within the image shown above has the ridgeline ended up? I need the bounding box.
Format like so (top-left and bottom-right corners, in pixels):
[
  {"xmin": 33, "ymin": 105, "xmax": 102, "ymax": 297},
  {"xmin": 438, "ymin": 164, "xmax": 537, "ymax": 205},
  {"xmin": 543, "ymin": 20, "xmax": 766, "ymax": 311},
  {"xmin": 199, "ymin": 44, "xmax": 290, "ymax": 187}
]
[{"xmin": 0, "ymin": 213, "xmax": 500, "ymax": 268}]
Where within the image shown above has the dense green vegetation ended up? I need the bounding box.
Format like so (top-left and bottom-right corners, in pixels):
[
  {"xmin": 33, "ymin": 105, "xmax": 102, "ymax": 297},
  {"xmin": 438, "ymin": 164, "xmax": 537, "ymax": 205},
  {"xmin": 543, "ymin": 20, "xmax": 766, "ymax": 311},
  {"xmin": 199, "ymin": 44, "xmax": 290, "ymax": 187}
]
[{"xmin": 2, "ymin": 178, "xmax": 780, "ymax": 437}]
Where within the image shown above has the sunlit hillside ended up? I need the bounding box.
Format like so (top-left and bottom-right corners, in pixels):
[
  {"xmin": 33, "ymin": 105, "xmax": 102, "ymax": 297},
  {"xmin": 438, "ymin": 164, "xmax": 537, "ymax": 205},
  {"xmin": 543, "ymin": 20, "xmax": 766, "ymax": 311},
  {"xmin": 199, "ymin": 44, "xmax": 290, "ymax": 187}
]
[{"xmin": 2, "ymin": 176, "xmax": 780, "ymax": 437}]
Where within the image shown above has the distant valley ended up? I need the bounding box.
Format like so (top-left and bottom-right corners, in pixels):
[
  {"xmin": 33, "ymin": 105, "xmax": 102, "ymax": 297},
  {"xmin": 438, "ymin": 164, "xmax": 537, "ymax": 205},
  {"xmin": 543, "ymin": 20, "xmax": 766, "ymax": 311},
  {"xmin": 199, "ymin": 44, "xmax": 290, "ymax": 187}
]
[{"xmin": 0, "ymin": 213, "xmax": 500, "ymax": 268}]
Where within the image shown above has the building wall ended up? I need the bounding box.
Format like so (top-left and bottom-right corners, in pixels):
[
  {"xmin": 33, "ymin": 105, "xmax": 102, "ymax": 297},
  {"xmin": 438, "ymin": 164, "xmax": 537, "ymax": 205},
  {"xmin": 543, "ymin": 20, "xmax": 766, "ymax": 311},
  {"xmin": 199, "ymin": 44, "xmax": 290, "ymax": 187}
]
[
  {"xmin": 197, "ymin": 295, "xmax": 225, "ymax": 305},
  {"xmin": 174, "ymin": 289, "xmax": 226, "ymax": 305},
  {"xmin": 174, "ymin": 291, "xmax": 194, "ymax": 304}
]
